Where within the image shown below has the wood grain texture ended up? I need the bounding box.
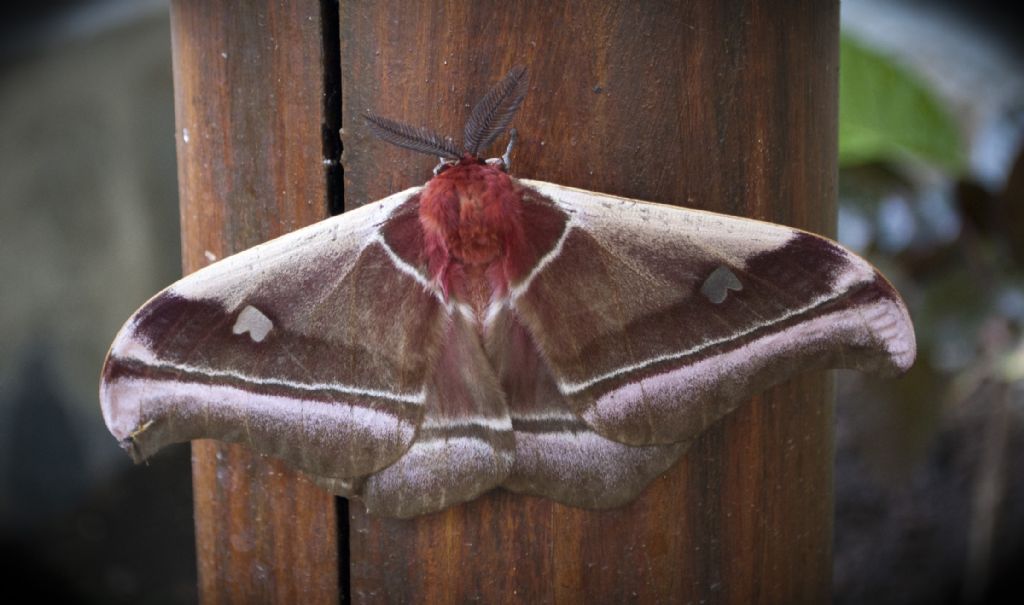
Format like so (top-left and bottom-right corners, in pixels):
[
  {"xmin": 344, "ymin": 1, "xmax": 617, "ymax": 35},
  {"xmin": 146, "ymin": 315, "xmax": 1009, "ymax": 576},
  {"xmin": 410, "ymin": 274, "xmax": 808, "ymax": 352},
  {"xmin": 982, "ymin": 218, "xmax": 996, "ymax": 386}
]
[
  {"xmin": 170, "ymin": 1, "xmax": 339, "ymax": 602},
  {"xmin": 341, "ymin": 0, "xmax": 838, "ymax": 602}
]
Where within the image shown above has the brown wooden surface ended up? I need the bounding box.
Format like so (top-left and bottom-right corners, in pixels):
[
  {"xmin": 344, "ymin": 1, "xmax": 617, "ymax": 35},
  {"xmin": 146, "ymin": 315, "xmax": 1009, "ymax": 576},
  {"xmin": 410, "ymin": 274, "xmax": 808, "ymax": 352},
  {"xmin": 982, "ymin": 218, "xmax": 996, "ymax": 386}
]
[
  {"xmin": 341, "ymin": 1, "xmax": 839, "ymax": 602},
  {"xmin": 170, "ymin": 1, "xmax": 340, "ymax": 602}
]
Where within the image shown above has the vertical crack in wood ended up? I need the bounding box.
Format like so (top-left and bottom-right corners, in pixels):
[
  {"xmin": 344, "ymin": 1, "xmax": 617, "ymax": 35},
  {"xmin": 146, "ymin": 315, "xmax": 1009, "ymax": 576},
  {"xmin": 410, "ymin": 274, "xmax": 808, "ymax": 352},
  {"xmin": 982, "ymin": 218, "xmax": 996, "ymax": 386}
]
[
  {"xmin": 319, "ymin": 0, "xmax": 350, "ymax": 601},
  {"xmin": 321, "ymin": 0, "xmax": 344, "ymax": 216},
  {"xmin": 336, "ymin": 495, "xmax": 351, "ymax": 603}
]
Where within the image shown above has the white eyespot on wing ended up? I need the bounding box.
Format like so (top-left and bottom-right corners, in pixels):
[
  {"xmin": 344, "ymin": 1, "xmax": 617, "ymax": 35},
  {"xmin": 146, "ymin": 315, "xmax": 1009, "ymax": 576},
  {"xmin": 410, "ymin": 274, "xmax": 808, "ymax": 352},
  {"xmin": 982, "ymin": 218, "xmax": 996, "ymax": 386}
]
[
  {"xmin": 232, "ymin": 305, "xmax": 274, "ymax": 342},
  {"xmin": 700, "ymin": 265, "xmax": 743, "ymax": 304}
]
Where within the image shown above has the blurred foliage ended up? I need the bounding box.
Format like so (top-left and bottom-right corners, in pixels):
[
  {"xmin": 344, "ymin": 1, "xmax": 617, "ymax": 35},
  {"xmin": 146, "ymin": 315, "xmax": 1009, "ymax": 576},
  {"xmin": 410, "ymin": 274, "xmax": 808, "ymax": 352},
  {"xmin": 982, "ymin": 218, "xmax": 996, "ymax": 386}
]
[
  {"xmin": 839, "ymin": 34, "xmax": 966, "ymax": 175},
  {"xmin": 836, "ymin": 32, "xmax": 1023, "ymax": 418},
  {"xmin": 834, "ymin": 29, "xmax": 1024, "ymax": 605}
]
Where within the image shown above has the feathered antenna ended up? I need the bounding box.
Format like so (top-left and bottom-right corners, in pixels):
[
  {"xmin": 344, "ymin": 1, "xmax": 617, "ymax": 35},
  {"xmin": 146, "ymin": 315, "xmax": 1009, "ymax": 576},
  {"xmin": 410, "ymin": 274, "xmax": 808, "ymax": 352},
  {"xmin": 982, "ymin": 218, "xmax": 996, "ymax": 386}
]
[
  {"xmin": 463, "ymin": 66, "xmax": 529, "ymax": 157},
  {"xmin": 363, "ymin": 112, "xmax": 461, "ymax": 160}
]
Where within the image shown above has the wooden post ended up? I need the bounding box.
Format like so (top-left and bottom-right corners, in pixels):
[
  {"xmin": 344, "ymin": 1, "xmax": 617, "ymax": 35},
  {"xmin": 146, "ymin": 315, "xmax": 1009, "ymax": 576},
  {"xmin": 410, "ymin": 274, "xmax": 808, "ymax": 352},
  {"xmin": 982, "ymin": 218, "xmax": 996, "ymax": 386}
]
[
  {"xmin": 170, "ymin": 1, "xmax": 340, "ymax": 602},
  {"xmin": 341, "ymin": 1, "xmax": 838, "ymax": 602}
]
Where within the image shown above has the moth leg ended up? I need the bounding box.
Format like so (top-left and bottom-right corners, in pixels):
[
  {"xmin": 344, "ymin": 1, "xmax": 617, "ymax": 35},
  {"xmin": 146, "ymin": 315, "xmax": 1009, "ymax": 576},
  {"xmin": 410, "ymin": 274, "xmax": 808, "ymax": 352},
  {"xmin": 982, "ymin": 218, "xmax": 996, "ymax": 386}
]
[{"xmin": 501, "ymin": 127, "xmax": 518, "ymax": 172}]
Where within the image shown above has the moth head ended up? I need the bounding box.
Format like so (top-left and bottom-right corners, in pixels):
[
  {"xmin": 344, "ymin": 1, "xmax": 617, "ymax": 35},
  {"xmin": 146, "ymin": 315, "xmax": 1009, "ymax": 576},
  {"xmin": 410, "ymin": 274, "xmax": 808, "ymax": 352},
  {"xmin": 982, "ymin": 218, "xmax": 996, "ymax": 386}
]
[{"xmin": 363, "ymin": 66, "xmax": 528, "ymax": 175}]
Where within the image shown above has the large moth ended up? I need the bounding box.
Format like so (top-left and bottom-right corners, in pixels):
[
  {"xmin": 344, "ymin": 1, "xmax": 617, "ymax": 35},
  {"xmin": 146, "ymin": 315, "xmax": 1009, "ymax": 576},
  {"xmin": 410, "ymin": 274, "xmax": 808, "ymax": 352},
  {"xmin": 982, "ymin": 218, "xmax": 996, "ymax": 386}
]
[{"xmin": 100, "ymin": 66, "xmax": 915, "ymax": 518}]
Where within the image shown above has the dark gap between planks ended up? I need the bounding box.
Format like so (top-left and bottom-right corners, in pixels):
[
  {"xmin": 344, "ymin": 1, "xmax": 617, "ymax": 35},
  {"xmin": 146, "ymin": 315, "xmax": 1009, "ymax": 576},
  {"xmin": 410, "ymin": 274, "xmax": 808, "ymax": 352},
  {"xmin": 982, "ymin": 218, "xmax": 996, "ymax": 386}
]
[
  {"xmin": 322, "ymin": 0, "xmax": 344, "ymax": 217},
  {"xmin": 319, "ymin": 0, "xmax": 350, "ymax": 602}
]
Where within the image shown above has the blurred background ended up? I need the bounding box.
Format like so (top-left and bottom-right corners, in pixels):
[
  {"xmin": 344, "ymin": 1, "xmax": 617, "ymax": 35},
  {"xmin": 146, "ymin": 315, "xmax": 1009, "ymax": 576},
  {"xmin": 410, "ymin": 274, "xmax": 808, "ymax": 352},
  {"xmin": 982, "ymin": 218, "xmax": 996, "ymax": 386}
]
[{"xmin": 0, "ymin": 0, "xmax": 1021, "ymax": 602}]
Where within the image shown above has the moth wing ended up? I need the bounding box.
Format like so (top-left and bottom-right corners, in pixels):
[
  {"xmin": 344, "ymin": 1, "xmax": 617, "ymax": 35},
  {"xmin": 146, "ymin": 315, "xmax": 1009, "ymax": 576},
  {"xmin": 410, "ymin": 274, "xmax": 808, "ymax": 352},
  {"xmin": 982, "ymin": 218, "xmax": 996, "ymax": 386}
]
[
  {"xmin": 306, "ymin": 311, "xmax": 515, "ymax": 519},
  {"xmin": 352, "ymin": 313, "xmax": 514, "ymax": 518},
  {"xmin": 100, "ymin": 186, "xmax": 444, "ymax": 480},
  {"xmin": 510, "ymin": 180, "xmax": 915, "ymax": 446},
  {"xmin": 488, "ymin": 309, "xmax": 686, "ymax": 508}
]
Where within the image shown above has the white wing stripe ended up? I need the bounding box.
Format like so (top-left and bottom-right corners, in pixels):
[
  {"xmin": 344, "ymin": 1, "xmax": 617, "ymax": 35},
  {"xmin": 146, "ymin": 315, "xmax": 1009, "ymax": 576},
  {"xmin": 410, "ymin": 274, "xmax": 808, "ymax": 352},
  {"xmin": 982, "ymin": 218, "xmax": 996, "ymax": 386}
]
[
  {"xmin": 557, "ymin": 284, "xmax": 863, "ymax": 395},
  {"xmin": 510, "ymin": 217, "xmax": 576, "ymax": 300},
  {"xmin": 368, "ymin": 231, "xmax": 445, "ymax": 304},
  {"xmin": 113, "ymin": 350, "xmax": 426, "ymax": 405}
]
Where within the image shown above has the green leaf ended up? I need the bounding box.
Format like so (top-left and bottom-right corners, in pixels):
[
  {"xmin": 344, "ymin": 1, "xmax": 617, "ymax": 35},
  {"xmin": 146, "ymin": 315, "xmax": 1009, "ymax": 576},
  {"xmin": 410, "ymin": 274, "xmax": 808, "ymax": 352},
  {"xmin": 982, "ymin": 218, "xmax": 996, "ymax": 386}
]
[{"xmin": 839, "ymin": 34, "xmax": 965, "ymax": 174}]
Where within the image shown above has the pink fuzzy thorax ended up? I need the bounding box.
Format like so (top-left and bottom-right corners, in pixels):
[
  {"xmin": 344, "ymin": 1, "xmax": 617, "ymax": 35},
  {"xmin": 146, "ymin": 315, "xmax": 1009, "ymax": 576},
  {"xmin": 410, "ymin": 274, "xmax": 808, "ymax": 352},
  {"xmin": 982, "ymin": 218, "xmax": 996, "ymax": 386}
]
[{"xmin": 419, "ymin": 155, "xmax": 527, "ymax": 310}]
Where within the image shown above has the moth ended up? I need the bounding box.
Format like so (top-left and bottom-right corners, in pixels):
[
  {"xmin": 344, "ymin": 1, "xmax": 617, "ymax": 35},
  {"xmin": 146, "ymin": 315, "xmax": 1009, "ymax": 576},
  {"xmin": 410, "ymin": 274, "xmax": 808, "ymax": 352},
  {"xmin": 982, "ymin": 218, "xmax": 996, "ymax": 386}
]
[{"xmin": 100, "ymin": 66, "xmax": 915, "ymax": 518}]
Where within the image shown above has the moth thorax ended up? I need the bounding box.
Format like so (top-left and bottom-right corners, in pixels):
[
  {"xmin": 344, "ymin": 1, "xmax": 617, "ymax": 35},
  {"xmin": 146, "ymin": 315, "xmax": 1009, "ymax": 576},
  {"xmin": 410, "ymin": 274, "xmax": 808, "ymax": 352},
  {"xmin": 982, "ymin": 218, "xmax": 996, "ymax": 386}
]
[{"xmin": 420, "ymin": 162, "xmax": 523, "ymax": 276}]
